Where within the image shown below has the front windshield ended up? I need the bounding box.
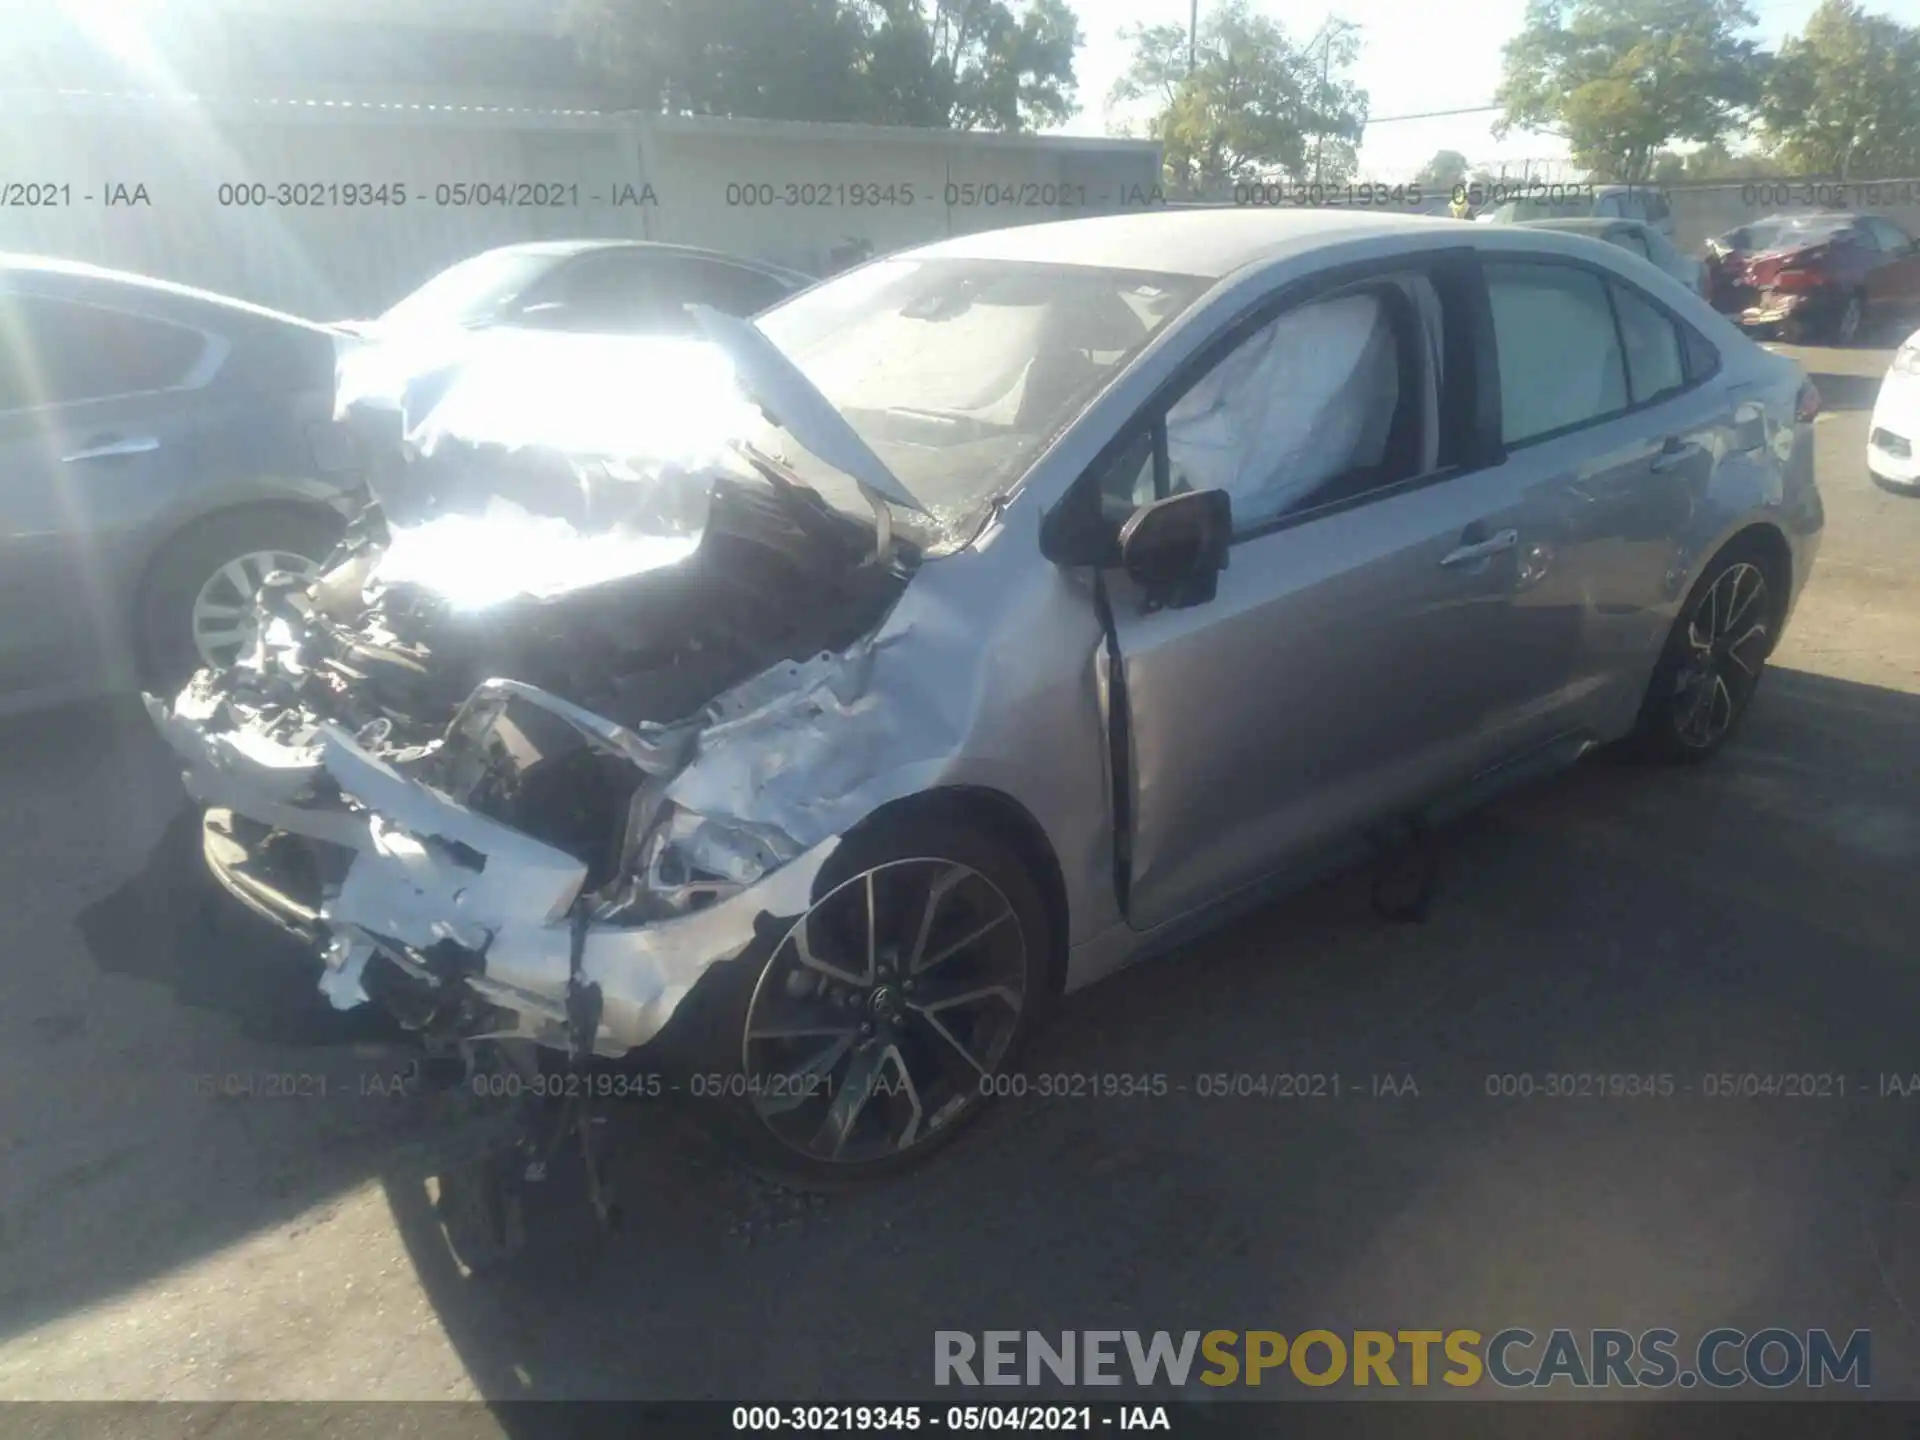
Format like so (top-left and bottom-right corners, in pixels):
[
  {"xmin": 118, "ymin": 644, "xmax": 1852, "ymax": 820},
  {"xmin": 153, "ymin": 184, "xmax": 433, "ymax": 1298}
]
[
  {"xmin": 379, "ymin": 249, "xmax": 558, "ymax": 330},
  {"xmin": 751, "ymin": 256, "xmax": 1211, "ymax": 540}
]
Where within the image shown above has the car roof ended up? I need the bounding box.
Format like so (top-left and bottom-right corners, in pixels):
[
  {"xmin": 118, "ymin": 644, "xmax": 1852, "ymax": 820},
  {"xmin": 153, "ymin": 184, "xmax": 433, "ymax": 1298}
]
[
  {"xmin": 907, "ymin": 208, "xmax": 1494, "ymax": 280},
  {"xmin": 1744, "ymin": 211, "xmax": 1862, "ymax": 227},
  {"xmin": 1520, "ymin": 217, "xmax": 1641, "ymax": 235},
  {"xmin": 0, "ymin": 253, "xmax": 335, "ymax": 331},
  {"xmin": 463, "ymin": 238, "xmax": 814, "ymax": 285}
]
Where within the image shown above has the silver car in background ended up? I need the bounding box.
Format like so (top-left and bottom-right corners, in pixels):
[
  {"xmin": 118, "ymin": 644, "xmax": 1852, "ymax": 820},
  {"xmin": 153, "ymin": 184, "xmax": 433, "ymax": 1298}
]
[
  {"xmin": 149, "ymin": 210, "xmax": 1824, "ymax": 1197},
  {"xmin": 1, "ymin": 257, "xmax": 363, "ymax": 714},
  {"xmin": 1518, "ymin": 216, "xmax": 1709, "ymax": 297}
]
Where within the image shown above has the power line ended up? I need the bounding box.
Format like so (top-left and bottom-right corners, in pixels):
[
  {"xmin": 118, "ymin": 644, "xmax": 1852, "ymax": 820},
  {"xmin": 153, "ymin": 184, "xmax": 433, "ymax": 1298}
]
[{"xmin": 1365, "ymin": 103, "xmax": 1502, "ymax": 123}]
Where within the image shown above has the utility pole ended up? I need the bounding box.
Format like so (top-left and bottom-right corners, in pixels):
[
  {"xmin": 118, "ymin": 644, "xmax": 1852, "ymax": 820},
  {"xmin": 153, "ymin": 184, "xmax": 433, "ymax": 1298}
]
[
  {"xmin": 1309, "ymin": 18, "xmax": 1354, "ymax": 185},
  {"xmin": 1189, "ymin": 0, "xmax": 1198, "ymax": 74}
]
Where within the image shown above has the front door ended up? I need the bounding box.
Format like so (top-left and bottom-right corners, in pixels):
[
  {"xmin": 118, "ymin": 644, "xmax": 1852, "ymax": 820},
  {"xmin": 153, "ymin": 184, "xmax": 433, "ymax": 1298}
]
[{"xmin": 1097, "ymin": 260, "xmax": 1562, "ymax": 933}]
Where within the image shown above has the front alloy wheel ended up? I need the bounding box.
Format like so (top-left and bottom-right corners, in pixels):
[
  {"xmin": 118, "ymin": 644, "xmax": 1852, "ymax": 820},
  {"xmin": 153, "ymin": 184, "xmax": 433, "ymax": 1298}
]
[{"xmin": 741, "ymin": 857, "xmax": 1031, "ymax": 1167}]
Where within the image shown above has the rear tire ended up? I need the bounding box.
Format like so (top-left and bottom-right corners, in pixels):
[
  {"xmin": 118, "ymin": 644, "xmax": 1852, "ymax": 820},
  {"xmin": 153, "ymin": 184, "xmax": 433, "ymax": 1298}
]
[
  {"xmin": 1626, "ymin": 539, "xmax": 1783, "ymax": 764},
  {"xmin": 137, "ymin": 506, "xmax": 344, "ymax": 693},
  {"xmin": 679, "ymin": 810, "xmax": 1058, "ymax": 1187},
  {"xmin": 1832, "ymin": 291, "xmax": 1867, "ymax": 346}
]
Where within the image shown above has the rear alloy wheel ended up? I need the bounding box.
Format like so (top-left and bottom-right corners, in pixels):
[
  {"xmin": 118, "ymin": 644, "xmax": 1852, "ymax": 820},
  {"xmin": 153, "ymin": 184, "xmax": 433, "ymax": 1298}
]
[
  {"xmin": 1833, "ymin": 292, "xmax": 1866, "ymax": 346},
  {"xmin": 737, "ymin": 847, "xmax": 1040, "ymax": 1175},
  {"xmin": 1633, "ymin": 554, "xmax": 1775, "ymax": 762}
]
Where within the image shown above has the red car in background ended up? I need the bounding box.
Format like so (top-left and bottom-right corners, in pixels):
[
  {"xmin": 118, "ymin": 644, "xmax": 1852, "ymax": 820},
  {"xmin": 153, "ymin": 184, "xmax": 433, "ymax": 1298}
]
[{"xmin": 1706, "ymin": 211, "xmax": 1920, "ymax": 345}]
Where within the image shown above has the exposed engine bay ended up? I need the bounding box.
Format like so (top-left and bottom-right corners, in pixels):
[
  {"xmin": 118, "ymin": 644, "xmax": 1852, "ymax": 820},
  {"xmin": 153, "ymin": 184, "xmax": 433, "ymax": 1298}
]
[
  {"xmin": 145, "ymin": 316, "xmax": 981, "ymax": 1252},
  {"xmin": 149, "ymin": 320, "xmax": 932, "ymax": 1071}
]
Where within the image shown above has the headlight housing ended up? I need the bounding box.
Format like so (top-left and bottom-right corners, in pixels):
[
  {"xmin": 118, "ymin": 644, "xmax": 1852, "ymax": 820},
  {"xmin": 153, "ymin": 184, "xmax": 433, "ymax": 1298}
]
[{"xmin": 1892, "ymin": 343, "xmax": 1920, "ymax": 376}]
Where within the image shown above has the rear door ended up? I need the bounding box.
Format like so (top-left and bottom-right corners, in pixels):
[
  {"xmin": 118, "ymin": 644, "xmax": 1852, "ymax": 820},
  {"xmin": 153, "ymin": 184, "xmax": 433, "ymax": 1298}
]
[
  {"xmin": 0, "ymin": 292, "xmax": 211, "ymax": 699},
  {"xmin": 1102, "ymin": 250, "xmax": 1566, "ymax": 931},
  {"xmin": 1479, "ymin": 257, "xmax": 1722, "ymax": 723}
]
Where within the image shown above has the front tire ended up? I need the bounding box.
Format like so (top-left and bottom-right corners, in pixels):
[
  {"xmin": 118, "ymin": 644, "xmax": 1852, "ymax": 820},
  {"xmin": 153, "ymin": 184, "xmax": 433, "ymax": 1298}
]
[
  {"xmin": 692, "ymin": 812, "xmax": 1057, "ymax": 1185},
  {"xmin": 1627, "ymin": 542, "xmax": 1780, "ymax": 763}
]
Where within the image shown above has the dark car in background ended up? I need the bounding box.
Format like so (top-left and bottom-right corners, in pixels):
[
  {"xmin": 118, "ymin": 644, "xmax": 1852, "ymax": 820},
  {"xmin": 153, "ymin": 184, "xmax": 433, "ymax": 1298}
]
[
  {"xmin": 1706, "ymin": 212, "xmax": 1920, "ymax": 345},
  {"xmin": 0, "ymin": 256, "xmax": 363, "ymax": 716},
  {"xmin": 339, "ymin": 239, "xmax": 816, "ymax": 343}
]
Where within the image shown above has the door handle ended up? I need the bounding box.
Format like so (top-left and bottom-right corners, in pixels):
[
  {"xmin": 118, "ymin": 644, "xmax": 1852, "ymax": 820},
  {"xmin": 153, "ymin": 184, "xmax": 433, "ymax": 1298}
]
[
  {"xmin": 62, "ymin": 434, "xmax": 160, "ymax": 462},
  {"xmin": 1648, "ymin": 435, "xmax": 1691, "ymax": 474},
  {"xmin": 1440, "ymin": 526, "xmax": 1518, "ymax": 566}
]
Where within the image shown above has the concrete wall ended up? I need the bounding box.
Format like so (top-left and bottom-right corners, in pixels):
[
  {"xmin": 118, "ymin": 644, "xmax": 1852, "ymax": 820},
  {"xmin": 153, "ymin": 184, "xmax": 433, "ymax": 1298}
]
[
  {"xmin": 0, "ymin": 92, "xmax": 1163, "ymax": 319},
  {"xmin": 1667, "ymin": 180, "xmax": 1920, "ymax": 253}
]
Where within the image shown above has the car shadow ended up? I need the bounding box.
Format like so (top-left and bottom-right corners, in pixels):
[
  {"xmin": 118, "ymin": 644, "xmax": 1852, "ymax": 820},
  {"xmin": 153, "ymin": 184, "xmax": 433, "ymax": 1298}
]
[
  {"xmin": 379, "ymin": 665, "xmax": 1920, "ymax": 1416},
  {"xmin": 5, "ymin": 670, "xmax": 1920, "ymax": 1409},
  {"xmin": 1806, "ymin": 370, "xmax": 1884, "ymax": 411}
]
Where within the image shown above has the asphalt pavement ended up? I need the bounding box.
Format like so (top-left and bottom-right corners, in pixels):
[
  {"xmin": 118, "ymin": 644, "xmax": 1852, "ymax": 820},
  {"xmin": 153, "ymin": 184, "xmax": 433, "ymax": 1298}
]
[{"xmin": 3, "ymin": 343, "xmax": 1920, "ymax": 1414}]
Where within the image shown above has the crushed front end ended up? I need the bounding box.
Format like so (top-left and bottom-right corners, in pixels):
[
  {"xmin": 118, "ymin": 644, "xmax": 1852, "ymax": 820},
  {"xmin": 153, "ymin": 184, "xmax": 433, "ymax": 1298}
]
[{"xmin": 146, "ymin": 327, "xmax": 918, "ymax": 1247}]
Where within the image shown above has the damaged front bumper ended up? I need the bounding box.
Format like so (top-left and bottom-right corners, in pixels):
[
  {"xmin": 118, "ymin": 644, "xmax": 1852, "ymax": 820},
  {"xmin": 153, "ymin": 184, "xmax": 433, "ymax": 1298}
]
[{"xmin": 146, "ymin": 676, "xmax": 839, "ymax": 1061}]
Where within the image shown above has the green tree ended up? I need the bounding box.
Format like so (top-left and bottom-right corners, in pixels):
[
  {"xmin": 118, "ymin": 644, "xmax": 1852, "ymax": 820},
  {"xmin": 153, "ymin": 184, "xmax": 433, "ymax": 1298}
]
[
  {"xmin": 1758, "ymin": 0, "xmax": 1920, "ymax": 179},
  {"xmin": 1496, "ymin": 0, "xmax": 1762, "ymax": 183},
  {"xmin": 562, "ymin": 0, "xmax": 1080, "ymax": 130},
  {"xmin": 859, "ymin": 0, "xmax": 1082, "ymax": 131},
  {"xmin": 1416, "ymin": 149, "xmax": 1471, "ymax": 189},
  {"xmin": 1650, "ymin": 140, "xmax": 1776, "ymax": 181},
  {"xmin": 1110, "ymin": 1, "xmax": 1367, "ymax": 194}
]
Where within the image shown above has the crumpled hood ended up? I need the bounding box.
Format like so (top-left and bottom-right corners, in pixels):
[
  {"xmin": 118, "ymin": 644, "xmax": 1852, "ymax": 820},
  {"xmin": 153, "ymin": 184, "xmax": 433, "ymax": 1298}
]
[
  {"xmin": 332, "ymin": 309, "xmax": 920, "ymax": 610},
  {"xmin": 336, "ymin": 328, "xmax": 762, "ymax": 608}
]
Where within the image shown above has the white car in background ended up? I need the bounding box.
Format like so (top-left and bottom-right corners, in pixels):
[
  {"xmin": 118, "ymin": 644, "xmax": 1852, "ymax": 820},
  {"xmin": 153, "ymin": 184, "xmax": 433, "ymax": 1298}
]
[{"xmin": 1869, "ymin": 328, "xmax": 1920, "ymax": 492}]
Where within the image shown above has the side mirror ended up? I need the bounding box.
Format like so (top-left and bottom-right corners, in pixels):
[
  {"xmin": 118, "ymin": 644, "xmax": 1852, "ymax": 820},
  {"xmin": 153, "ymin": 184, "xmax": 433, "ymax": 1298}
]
[{"xmin": 1117, "ymin": 489, "xmax": 1232, "ymax": 610}]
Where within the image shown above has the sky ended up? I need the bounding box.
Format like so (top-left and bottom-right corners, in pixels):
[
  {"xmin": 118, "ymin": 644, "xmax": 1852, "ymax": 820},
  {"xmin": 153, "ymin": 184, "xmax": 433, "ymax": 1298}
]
[{"xmin": 1047, "ymin": 0, "xmax": 1920, "ymax": 180}]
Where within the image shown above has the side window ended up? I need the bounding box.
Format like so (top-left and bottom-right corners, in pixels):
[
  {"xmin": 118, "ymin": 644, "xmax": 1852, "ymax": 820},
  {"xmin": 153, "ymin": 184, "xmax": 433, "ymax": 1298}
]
[
  {"xmin": 540, "ymin": 253, "xmax": 673, "ymax": 331},
  {"xmin": 1160, "ymin": 281, "xmax": 1430, "ymax": 531},
  {"xmin": 1644, "ymin": 191, "xmax": 1671, "ymax": 224},
  {"xmin": 671, "ymin": 259, "xmax": 799, "ymax": 318},
  {"xmin": 1485, "ymin": 261, "xmax": 1628, "ymax": 445},
  {"xmin": 1608, "ymin": 281, "xmax": 1686, "ymax": 405},
  {"xmin": 1594, "ymin": 193, "xmax": 1625, "ymax": 218},
  {"xmin": 0, "ymin": 294, "xmax": 206, "ymax": 410},
  {"xmin": 1850, "ymin": 224, "xmax": 1884, "ymax": 253},
  {"xmin": 1866, "ymin": 218, "xmax": 1914, "ymax": 254},
  {"xmin": 1681, "ymin": 324, "xmax": 1720, "ymax": 384},
  {"xmin": 1614, "ymin": 228, "xmax": 1652, "ymax": 261}
]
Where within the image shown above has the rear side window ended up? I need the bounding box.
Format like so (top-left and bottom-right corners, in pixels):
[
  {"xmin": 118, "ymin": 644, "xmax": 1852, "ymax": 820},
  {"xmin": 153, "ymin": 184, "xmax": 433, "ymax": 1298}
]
[
  {"xmin": 0, "ymin": 293, "xmax": 206, "ymax": 410},
  {"xmin": 1644, "ymin": 191, "xmax": 1671, "ymax": 223},
  {"xmin": 1613, "ymin": 227, "xmax": 1652, "ymax": 260},
  {"xmin": 1864, "ymin": 217, "xmax": 1914, "ymax": 254},
  {"xmin": 1485, "ymin": 261, "xmax": 1627, "ymax": 445},
  {"xmin": 1609, "ymin": 283, "xmax": 1686, "ymax": 405}
]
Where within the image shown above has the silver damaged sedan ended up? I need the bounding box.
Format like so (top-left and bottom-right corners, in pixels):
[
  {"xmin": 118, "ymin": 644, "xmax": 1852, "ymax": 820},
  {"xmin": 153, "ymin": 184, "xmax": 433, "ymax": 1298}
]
[{"xmin": 150, "ymin": 210, "xmax": 1825, "ymax": 1199}]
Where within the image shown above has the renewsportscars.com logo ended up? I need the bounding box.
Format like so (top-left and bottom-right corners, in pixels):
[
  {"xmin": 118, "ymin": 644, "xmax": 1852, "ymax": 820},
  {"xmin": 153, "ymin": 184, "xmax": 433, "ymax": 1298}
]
[{"xmin": 934, "ymin": 1329, "xmax": 1871, "ymax": 1390}]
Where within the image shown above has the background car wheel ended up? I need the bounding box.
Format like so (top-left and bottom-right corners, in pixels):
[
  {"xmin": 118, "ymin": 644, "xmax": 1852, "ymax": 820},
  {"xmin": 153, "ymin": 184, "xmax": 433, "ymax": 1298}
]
[
  {"xmin": 1627, "ymin": 538, "xmax": 1783, "ymax": 764},
  {"xmin": 137, "ymin": 506, "xmax": 343, "ymax": 692},
  {"xmin": 1832, "ymin": 291, "xmax": 1867, "ymax": 346},
  {"xmin": 689, "ymin": 811, "xmax": 1058, "ymax": 1186}
]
